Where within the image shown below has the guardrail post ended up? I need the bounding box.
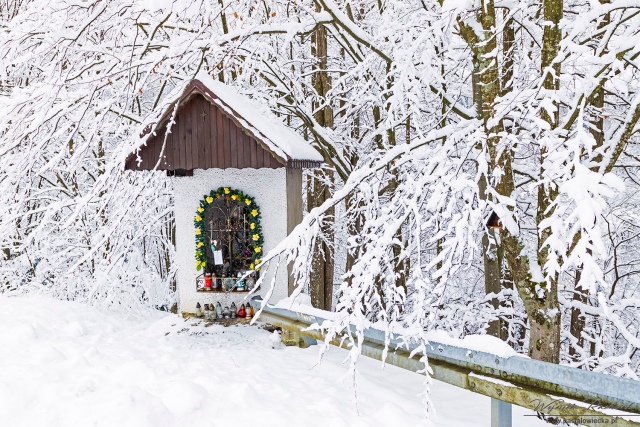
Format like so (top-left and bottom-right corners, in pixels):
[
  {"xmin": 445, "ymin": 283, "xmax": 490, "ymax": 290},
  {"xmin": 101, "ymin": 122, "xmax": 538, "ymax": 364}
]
[
  {"xmin": 281, "ymin": 328, "xmax": 317, "ymax": 348},
  {"xmin": 491, "ymin": 398, "xmax": 512, "ymax": 427}
]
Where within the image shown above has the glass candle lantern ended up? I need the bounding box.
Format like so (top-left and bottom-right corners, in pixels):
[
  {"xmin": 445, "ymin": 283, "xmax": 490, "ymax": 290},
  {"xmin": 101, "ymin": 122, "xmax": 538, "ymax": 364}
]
[
  {"xmin": 230, "ymin": 302, "xmax": 237, "ymax": 319},
  {"xmin": 236, "ymin": 272, "xmax": 245, "ymax": 291},
  {"xmin": 238, "ymin": 304, "xmax": 246, "ymax": 319},
  {"xmin": 223, "ymin": 278, "xmax": 235, "ymax": 292},
  {"xmin": 216, "ymin": 302, "xmax": 223, "ymax": 319}
]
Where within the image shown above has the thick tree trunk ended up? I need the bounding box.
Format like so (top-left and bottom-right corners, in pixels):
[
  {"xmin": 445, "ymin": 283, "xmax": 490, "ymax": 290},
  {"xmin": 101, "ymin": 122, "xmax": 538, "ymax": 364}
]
[
  {"xmin": 307, "ymin": 17, "xmax": 334, "ymax": 310},
  {"xmin": 307, "ymin": 172, "xmax": 334, "ymax": 310},
  {"xmin": 526, "ymin": 0, "xmax": 563, "ymax": 363},
  {"xmin": 502, "ymin": 234, "xmax": 561, "ymax": 363},
  {"xmin": 462, "ymin": 3, "xmax": 505, "ymax": 340},
  {"xmin": 480, "ymin": 175, "xmax": 503, "ymax": 338},
  {"xmin": 459, "ymin": 0, "xmax": 563, "ymax": 362},
  {"xmin": 528, "ymin": 299, "xmax": 562, "ymax": 363}
]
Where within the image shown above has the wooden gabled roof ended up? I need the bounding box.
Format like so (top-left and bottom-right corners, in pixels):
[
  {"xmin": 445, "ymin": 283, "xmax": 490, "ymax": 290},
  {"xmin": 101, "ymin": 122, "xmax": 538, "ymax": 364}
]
[{"xmin": 125, "ymin": 75, "xmax": 323, "ymax": 171}]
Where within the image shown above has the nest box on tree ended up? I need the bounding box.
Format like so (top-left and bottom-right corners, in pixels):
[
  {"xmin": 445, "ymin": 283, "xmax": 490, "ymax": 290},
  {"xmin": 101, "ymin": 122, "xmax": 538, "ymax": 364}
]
[{"xmin": 486, "ymin": 211, "xmax": 503, "ymax": 229}]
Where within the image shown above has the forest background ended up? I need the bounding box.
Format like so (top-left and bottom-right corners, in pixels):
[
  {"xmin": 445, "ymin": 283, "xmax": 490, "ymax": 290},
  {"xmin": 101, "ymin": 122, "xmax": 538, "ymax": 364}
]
[{"xmin": 1, "ymin": 0, "xmax": 640, "ymax": 378}]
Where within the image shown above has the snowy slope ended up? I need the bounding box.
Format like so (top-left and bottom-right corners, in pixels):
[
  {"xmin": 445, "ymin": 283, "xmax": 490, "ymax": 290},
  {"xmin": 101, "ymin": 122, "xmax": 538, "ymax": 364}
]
[{"xmin": 0, "ymin": 295, "xmax": 548, "ymax": 427}]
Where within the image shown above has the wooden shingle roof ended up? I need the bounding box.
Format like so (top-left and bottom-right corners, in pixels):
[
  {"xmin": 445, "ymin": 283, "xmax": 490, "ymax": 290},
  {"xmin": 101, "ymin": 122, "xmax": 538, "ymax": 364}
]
[{"xmin": 126, "ymin": 74, "xmax": 323, "ymax": 171}]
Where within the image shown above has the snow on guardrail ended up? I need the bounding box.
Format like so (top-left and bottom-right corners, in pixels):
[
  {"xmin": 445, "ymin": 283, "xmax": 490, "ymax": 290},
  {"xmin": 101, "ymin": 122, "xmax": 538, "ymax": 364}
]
[{"xmin": 253, "ymin": 295, "xmax": 640, "ymax": 427}]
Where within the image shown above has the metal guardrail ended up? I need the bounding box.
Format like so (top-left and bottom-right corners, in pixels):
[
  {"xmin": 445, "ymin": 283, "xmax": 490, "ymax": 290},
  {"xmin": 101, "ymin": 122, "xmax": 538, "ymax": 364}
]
[{"xmin": 252, "ymin": 296, "xmax": 640, "ymax": 427}]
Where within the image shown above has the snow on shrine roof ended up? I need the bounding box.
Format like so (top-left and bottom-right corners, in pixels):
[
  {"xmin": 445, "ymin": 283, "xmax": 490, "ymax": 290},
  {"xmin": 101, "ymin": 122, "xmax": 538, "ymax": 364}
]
[{"xmin": 141, "ymin": 73, "xmax": 324, "ymax": 167}]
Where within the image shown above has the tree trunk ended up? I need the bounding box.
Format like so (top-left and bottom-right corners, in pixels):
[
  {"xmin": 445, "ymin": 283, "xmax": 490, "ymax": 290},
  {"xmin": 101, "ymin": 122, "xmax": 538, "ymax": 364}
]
[
  {"xmin": 459, "ymin": 0, "xmax": 563, "ymax": 362},
  {"xmin": 308, "ymin": 16, "xmax": 334, "ymax": 310},
  {"xmin": 569, "ymin": 266, "xmax": 588, "ymax": 359},
  {"xmin": 570, "ymin": 4, "xmax": 609, "ymax": 360},
  {"xmin": 462, "ymin": 8, "xmax": 505, "ymax": 340},
  {"xmin": 307, "ymin": 172, "xmax": 334, "ymax": 310},
  {"xmin": 503, "ymin": 234, "xmax": 561, "ymax": 363},
  {"xmin": 527, "ymin": 0, "xmax": 563, "ymax": 363},
  {"xmin": 480, "ymin": 176, "xmax": 503, "ymax": 338},
  {"xmin": 528, "ymin": 299, "xmax": 562, "ymax": 363}
]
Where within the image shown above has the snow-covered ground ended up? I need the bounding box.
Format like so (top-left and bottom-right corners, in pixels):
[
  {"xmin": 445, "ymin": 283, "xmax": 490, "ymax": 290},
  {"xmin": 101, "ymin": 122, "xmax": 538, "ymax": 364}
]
[{"xmin": 0, "ymin": 295, "xmax": 548, "ymax": 426}]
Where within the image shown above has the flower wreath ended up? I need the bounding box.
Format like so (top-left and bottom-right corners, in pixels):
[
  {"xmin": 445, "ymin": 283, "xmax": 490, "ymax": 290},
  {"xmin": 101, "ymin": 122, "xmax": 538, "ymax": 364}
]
[{"xmin": 194, "ymin": 187, "xmax": 264, "ymax": 272}]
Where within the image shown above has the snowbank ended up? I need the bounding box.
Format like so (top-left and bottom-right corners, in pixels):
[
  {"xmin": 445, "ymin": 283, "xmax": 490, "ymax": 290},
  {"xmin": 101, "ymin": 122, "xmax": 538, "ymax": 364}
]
[{"xmin": 0, "ymin": 295, "xmax": 547, "ymax": 427}]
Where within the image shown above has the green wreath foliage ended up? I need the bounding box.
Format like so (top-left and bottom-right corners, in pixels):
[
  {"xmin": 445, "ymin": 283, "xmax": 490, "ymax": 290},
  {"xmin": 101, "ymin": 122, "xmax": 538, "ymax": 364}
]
[{"xmin": 193, "ymin": 187, "xmax": 264, "ymax": 272}]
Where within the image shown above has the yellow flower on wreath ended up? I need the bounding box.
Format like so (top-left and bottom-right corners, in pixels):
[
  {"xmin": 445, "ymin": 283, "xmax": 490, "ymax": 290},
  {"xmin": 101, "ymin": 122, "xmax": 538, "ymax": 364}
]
[
  {"xmin": 195, "ymin": 214, "xmax": 202, "ymax": 221},
  {"xmin": 252, "ymin": 234, "xmax": 259, "ymax": 241},
  {"xmin": 231, "ymin": 194, "xmax": 238, "ymax": 200},
  {"xmin": 250, "ymin": 223, "xmax": 255, "ymax": 230},
  {"xmin": 197, "ymin": 207, "xmax": 204, "ymax": 213},
  {"xmin": 197, "ymin": 242, "xmax": 204, "ymax": 248},
  {"xmin": 196, "ymin": 260, "xmax": 201, "ymax": 267},
  {"xmin": 251, "ymin": 209, "xmax": 258, "ymax": 217},
  {"xmin": 245, "ymin": 199, "xmax": 251, "ymax": 205},
  {"xmin": 206, "ymin": 196, "xmax": 213, "ymax": 203},
  {"xmin": 224, "ymin": 188, "xmax": 230, "ymax": 194},
  {"xmin": 250, "ymin": 263, "xmax": 255, "ymax": 269},
  {"xmin": 254, "ymin": 246, "xmax": 261, "ymax": 253},
  {"xmin": 195, "ymin": 228, "xmax": 201, "ymax": 235}
]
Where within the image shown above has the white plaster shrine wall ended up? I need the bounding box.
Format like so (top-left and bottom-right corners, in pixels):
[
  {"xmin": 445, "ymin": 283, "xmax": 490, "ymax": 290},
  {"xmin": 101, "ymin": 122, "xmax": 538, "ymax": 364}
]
[{"xmin": 172, "ymin": 168, "xmax": 289, "ymax": 314}]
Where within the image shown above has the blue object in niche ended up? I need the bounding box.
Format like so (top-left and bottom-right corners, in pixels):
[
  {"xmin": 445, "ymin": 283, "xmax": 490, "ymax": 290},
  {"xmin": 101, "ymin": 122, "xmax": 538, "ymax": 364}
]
[
  {"xmin": 223, "ymin": 278, "xmax": 235, "ymax": 291},
  {"xmin": 236, "ymin": 273, "xmax": 245, "ymax": 291}
]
